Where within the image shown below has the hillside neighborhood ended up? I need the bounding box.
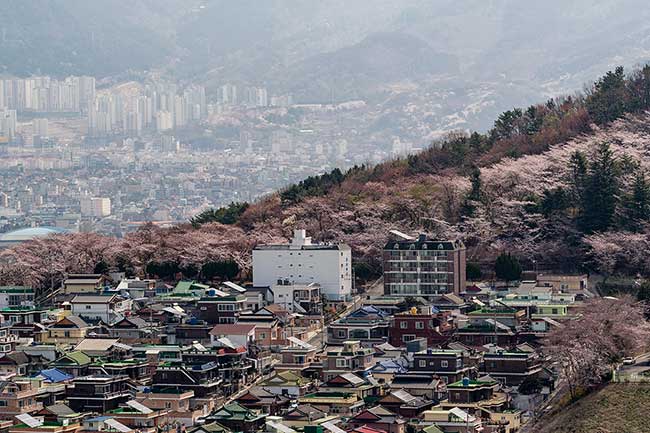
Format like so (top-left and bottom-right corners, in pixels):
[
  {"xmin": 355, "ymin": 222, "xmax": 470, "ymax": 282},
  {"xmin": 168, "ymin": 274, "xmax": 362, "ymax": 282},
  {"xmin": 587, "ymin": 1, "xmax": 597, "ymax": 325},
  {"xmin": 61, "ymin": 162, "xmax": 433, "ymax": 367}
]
[{"xmin": 0, "ymin": 228, "xmax": 614, "ymax": 433}]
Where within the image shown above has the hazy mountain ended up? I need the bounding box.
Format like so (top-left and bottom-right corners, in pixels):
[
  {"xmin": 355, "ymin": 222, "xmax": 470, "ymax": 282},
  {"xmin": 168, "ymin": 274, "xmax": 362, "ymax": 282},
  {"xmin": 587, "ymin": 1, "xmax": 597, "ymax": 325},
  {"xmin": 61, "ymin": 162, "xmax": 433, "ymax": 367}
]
[{"xmin": 4, "ymin": 1, "xmax": 650, "ymax": 130}]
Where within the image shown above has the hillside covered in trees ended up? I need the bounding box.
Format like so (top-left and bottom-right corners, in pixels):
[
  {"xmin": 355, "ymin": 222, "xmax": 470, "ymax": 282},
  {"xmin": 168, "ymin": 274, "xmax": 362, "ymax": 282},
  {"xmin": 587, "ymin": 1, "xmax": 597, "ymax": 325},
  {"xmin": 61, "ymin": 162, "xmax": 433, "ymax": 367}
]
[{"xmin": 4, "ymin": 65, "xmax": 650, "ymax": 292}]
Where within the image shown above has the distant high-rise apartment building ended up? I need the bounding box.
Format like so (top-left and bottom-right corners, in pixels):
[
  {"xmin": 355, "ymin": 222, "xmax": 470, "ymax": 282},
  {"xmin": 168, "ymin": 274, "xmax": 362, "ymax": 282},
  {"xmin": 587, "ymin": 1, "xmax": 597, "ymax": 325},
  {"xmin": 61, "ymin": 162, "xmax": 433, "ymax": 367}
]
[
  {"xmin": 383, "ymin": 232, "xmax": 466, "ymax": 298},
  {"xmin": 33, "ymin": 118, "xmax": 48, "ymax": 137},
  {"xmin": 0, "ymin": 108, "xmax": 17, "ymax": 141},
  {"xmin": 80, "ymin": 197, "xmax": 111, "ymax": 218}
]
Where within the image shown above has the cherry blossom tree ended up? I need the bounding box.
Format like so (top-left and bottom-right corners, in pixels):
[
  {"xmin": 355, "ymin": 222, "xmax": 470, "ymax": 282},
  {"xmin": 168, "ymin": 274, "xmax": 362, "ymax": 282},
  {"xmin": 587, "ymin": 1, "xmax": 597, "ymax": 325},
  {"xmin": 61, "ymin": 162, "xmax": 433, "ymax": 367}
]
[{"xmin": 544, "ymin": 296, "xmax": 650, "ymax": 399}]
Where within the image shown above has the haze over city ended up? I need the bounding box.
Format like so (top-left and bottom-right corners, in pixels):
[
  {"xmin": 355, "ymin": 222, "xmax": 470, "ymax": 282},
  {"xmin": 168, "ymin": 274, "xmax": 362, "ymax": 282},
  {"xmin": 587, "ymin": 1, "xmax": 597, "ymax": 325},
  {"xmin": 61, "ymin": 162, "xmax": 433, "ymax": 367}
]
[{"xmin": 1, "ymin": 3, "xmax": 650, "ymax": 433}]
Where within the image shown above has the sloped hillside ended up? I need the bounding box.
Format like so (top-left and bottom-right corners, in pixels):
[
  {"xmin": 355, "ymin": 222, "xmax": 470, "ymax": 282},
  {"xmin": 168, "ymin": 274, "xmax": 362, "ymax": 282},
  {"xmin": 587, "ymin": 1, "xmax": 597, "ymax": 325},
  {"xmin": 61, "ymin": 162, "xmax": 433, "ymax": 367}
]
[
  {"xmin": 3, "ymin": 65, "xmax": 650, "ymax": 291},
  {"xmin": 532, "ymin": 384, "xmax": 650, "ymax": 433}
]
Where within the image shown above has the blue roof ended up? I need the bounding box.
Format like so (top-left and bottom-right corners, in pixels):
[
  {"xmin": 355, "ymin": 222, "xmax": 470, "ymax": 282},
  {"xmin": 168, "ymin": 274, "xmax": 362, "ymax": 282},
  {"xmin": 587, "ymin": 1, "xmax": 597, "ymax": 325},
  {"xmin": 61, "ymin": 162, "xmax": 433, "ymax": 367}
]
[
  {"xmin": 370, "ymin": 359, "xmax": 408, "ymax": 373},
  {"xmin": 348, "ymin": 305, "xmax": 389, "ymax": 319},
  {"xmin": 86, "ymin": 416, "xmax": 111, "ymax": 422},
  {"xmin": 38, "ymin": 368, "xmax": 73, "ymax": 383}
]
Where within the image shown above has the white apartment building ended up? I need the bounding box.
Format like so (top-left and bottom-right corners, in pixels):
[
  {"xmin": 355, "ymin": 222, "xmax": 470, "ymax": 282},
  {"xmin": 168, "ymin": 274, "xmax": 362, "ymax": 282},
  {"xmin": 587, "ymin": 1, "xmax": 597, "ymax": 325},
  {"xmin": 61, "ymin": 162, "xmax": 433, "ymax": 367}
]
[
  {"xmin": 80, "ymin": 196, "xmax": 111, "ymax": 218},
  {"xmin": 252, "ymin": 229, "xmax": 352, "ymax": 301}
]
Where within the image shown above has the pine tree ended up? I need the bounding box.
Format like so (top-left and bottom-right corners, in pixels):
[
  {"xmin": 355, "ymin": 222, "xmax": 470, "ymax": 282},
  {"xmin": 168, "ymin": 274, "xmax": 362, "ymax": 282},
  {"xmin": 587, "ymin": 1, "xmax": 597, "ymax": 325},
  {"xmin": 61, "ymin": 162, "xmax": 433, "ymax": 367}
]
[
  {"xmin": 495, "ymin": 253, "xmax": 522, "ymax": 282},
  {"xmin": 568, "ymin": 150, "xmax": 588, "ymax": 206},
  {"xmin": 622, "ymin": 170, "xmax": 650, "ymax": 231},
  {"xmin": 461, "ymin": 166, "xmax": 482, "ymax": 217},
  {"xmin": 580, "ymin": 142, "xmax": 619, "ymax": 233}
]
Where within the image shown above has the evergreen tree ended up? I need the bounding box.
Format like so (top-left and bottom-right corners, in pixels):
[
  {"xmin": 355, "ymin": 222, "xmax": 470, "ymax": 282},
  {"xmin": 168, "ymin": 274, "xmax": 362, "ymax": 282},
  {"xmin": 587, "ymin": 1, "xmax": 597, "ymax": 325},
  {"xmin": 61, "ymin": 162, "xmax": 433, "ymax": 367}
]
[
  {"xmin": 580, "ymin": 142, "xmax": 619, "ymax": 233},
  {"xmin": 495, "ymin": 253, "xmax": 522, "ymax": 282},
  {"xmin": 461, "ymin": 166, "xmax": 482, "ymax": 217},
  {"xmin": 586, "ymin": 66, "xmax": 629, "ymax": 125},
  {"xmin": 466, "ymin": 263, "xmax": 482, "ymax": 280},
  {"xmin": 568, "ymin": 150, "xmax": 588, "ymax": 206},
  {"xmin": 622, "ymin": 170, "xmax": 650, "ymax": 231}
]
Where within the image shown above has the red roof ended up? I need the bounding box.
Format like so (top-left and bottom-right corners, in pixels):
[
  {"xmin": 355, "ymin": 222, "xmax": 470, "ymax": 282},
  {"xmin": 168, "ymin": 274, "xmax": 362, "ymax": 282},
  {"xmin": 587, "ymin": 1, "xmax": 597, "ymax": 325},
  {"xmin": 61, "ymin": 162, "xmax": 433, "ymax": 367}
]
[{"xmin": 466, "ymin": 285, "xmax": 481, "ymax": 292}]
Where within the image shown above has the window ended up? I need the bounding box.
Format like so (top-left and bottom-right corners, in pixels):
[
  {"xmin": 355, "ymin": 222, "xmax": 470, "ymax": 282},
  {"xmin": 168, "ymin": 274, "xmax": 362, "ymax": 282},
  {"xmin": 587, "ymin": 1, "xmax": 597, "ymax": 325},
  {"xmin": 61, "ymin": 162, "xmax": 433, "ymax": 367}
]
[
  {"xmin": 415, "ymin": 321, "xmax": 424, "ymax": 329},
  {"xmin": 419, "ymin": 360, "xmax": 426, "ymax": 367},
  {"xmin": 260, "ymin": 333, "xmax": 267, "ymax": 339},
  {"xmin": 441, "ymin": 360, "xmax": 448, "ymax": 368},
  {"xmin": 165, "ymin": 402, "xmax": 172, "ymax": 409},
  {"xmin": 337, "ymin": 330, "xmax": 346, "ymax": 338},
  {"xmin": 336, "ymin": 359, "xmax": 348, "ymax": 368},
  {"xmin": 400, "ymin": 321, "xmax": 408, "ymax": 329},
  {"xmin": 86, "ymin": 305, "xmax": 91, "ymax": 310},
  {"xmin": 402, "ymin": 335, "xmax": 416, "ymax": 342}
]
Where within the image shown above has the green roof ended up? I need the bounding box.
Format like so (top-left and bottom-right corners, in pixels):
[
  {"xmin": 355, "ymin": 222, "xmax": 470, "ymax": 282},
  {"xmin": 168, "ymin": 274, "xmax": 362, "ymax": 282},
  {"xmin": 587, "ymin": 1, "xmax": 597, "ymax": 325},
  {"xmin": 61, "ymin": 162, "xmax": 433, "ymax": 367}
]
[
  {"xmin": 190, "ymin": 422, "xmax": 231, "ymax": 433},
  {"xmin": 448, "ymin": 379, "xmax": 497, "ymax": 388},
  {"xmin": 212, "ymin": 403, "xmax": 264, "ymax": 421},
  {"xmin": 57, "ymin": 351, "xmax": 91, "ymax": 365},
  {"xmin": 422, "ymin": 425, "xmax": 444, "ymax": 433},
  {"xmin": 0, "ymin": 286, "xmax": 33, "ymax": 294},
  {"xmin": 174, "ymin": 281, "xmax": 194, "ymax": 293}
]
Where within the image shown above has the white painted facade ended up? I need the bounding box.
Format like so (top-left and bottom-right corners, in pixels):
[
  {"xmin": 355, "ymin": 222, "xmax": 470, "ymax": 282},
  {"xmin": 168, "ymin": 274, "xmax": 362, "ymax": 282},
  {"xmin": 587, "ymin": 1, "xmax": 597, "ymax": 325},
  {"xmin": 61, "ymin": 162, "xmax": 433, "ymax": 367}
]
[
  {"xmin": 70, "ymin": 295, "xmax": 132, "ymax": 323},
  {"xmin": 252, "ymin": 230, "xmax": 352, "ymax": 301}
]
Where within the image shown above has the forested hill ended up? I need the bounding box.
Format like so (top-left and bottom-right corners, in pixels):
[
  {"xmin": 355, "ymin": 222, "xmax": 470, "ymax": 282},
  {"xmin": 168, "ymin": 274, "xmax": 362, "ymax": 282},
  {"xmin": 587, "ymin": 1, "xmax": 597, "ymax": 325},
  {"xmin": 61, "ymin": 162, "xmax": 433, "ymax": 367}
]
[{"xmin": 4, "ymin": 65, "xmax": 650, "ymax": 291}]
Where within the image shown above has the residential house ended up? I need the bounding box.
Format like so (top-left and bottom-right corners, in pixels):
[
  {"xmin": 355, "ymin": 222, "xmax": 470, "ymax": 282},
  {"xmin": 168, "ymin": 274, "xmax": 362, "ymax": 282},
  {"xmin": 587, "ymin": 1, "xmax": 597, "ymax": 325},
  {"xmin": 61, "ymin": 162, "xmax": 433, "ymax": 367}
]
[
  {"xmin": 65, "ymin": 375, "xmax": 132, "ymax": 413},
  {"xmin": 368, "ymin": 359, "xmax": 408, "ymax": 384},
  {"xmin": 421, "ymin": 408, "xmax": 483, "ymax": 433},
  {"xmin": 271, "ymin": 281, "xmax": 322, "ymax": 315},
  {"xmin": 319, "ymin": 374, "xmax": 380, "ymax": 402},
  {"xmin": 3, "ymin": 307, "xmax": 46, "ymax": 338},
  {"xmin": 410, "ymin": 349, "xmax": 477, "ymax": 384},
  {"xmin": 389, "ymin": 306, "xmax": 454, "ymax": 347},
  {"xmin": 70, "ymin": 294, "xmax": 131, "ymax": 324},
  {"xmin": 62, "ymin": 274, "xmax": 106, "ymax": 294},
  {"xmin": 209, "ymin": 324, "xmax": 256, "ymax": 349},
  {"xmin": 73, "ymin": 339, "xmax": 132, "ymax": 359},
  {"xmin": 322, "ymin": 341, "xmax": 374, "ymax": 381},
  {"xmin": 440, "ymin": 379, "xmax": 511, "ymax": 414},
  {"xmin": 105, "ymin": 403, "xmax": 169, "ymax": 433},
  {"xmin": 0, "ymin": 351, "xmax": 30, "ymax": 378},
  {"xmin": 42, "ymin": 316, "xmax": 93, "ymax": 345},
  {"xmin": 281, "ymin": 404, "xmax": 332, "ymax": 427},
  {"xmin": 275, "ymin": 337, "xmax": 318, "ymax": 372},
  {"xmin": 52, "ymin": 351, "xmax": 92, "ymax": 377},
  {"xmin": 389, "ymin": 374, "xmax": 445, "ymax": 401},
  {"xmin": 536, "ymin": 274, "xmax": 588, "ymax": 294},
  {"xmin": 297, "ymin": 392, "xmax": 364, "ymax": 416},
  {"xmin": 347, "ymin": 406, "xmax": 406, "ymax": 433},
  {"xmin": 237, "ymin": 308, "xmax": 287, "ymax": 349},
  {"xmin": 256, "ymin": 371, "xmax": 312, "ymax": 398},
  {"xmin": 235, "ymin": 389, "xmax": 290, "ymax": 416},
  {"xmin": 172, "ymin": 322, "xmax": 213, "ymax": 346},
  {"xmin": 197, "ymin": 291, "xmax": 247, "ymax": 325},
  {"xmin": 0, "ymin": 377, "xmax": 46, "ymax": 418},
  {"xmin": 78, "ymin": 416, "xmax": 133, "ymax": 433},
  {"xmin": 481, "ymin": 349, "xmax": 543, "ymax": 386},
  {"xmin": 377, "ymin": 390, "xmax": 434, "ymax": 418},
  {"xmin": 327, "ymin": 306, "xmax": 389, "ymax": 345},
  {"xmin": 0, "ymin": 287, "xmax": 34, "ymax": 309},
  {"xmin": 208, "ymin": 403, "xmax": 266, "ymax": 433},
  {"xmin": 106, "ymin": 317, "xmax": 160, "ymax": 344},
  {"xmin": 8, "ymin": 419, "xmax": 80, "ymax": 433},
  {"xmin": 135, "ymin": 388, "xmax": 205, "ymax": 427}
]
